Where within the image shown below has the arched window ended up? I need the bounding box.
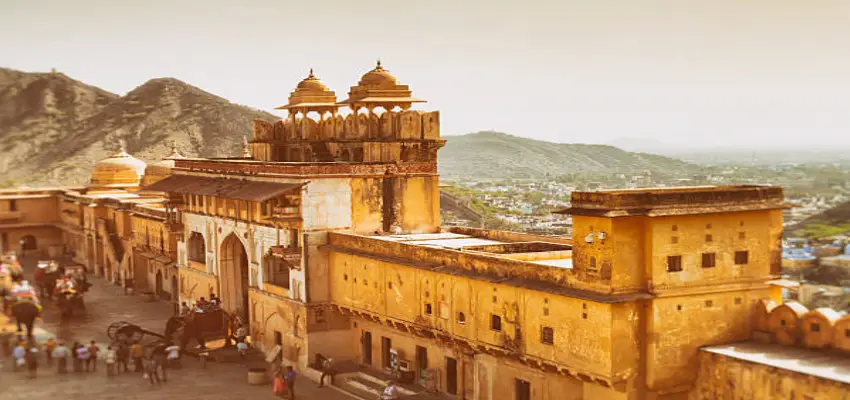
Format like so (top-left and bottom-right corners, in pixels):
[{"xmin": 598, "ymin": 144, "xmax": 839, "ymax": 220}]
[
  {"xmin": 188, "ymin": 232, "xmax": 206, "ymax": 264},
  {"xmin": 589, "ymin": 256, "xmax": 597, "ymax": 269}
]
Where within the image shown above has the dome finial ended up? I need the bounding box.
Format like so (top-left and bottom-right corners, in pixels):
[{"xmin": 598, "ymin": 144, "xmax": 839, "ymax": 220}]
[
  {"xmin": 118, "ymin": 139, "xmax": 127, "ymax": 154},
  {"xmin": 376, "ymin": 59, "xmax": 383, "ymax": 70}
]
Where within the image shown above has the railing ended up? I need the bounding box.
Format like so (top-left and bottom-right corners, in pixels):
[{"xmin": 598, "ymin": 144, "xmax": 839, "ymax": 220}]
[{"xmin": 0, "ymin": 210, "xmax": 23, "ymax": 223}]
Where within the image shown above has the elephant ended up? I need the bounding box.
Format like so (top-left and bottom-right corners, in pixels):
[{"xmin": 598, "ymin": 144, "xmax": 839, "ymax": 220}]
[
  {"xmin": 11, "ymin": 301, "xmax": 40, "ymax": 338},
  {"xmin": 55, "ymin": 289, "xmax": 85, "ymax": 318},
  {"xmin": 164, "ymin": 309, "xmax": 233, "ymax": 350}
]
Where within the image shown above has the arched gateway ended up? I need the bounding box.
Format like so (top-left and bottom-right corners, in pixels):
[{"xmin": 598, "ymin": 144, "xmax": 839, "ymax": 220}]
[{"xmin": 219, "ymin": 234, "xmax": 250, "ymax": 320}]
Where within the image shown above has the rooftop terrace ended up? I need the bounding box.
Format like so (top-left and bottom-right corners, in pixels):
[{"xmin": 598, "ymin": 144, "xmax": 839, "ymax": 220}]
[{"xmin": 559, "ymin": 185, "xmax": 791, "ymax": 217}]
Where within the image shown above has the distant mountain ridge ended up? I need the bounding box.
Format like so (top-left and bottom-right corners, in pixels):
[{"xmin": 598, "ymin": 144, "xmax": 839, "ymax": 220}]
[
  {"xmin": 0, "ymin": 67, "xmax": 277, "ymax": 187},
  {"xmin": 440, "ymin": 131, "xmax": 695, "ymax": 179},
  {"xmin": 0, "ymin": 67, "xmax": 693, "ymax": 186}
]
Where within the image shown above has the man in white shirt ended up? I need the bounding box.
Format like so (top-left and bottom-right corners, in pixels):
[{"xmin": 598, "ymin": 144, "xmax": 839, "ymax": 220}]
[{"xmin": 381, "ymin": 381, "xmax": 401, "ymax": 400}]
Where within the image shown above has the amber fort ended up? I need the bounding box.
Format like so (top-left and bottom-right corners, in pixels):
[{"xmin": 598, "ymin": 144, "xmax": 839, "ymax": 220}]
[{"xmin": 1, "ymin": 62, "xmax": 849, "ymax": 399}]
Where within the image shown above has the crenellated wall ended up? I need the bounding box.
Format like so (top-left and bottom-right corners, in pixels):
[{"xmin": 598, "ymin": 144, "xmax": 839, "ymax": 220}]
[{"xmin": 249, "ymin": 110, "xmax": 443, "ymax": 163}]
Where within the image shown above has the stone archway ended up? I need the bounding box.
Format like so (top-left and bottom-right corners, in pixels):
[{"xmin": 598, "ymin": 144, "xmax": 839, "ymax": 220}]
[{"xmin": 220, "ymin": 233, "xmax": 250, "ymax": 321}]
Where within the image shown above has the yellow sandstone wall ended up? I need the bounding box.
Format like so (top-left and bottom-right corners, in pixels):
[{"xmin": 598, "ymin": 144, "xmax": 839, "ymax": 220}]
[
  {"xmin": 690, "ymin": 351, "xmax": 848, "ymax": 400},
  {"xmin": 328, "ymin": 248, "xmax": 633, "ymax": 382},
  {"xmin": 178, "ymin": 267, "xmax": 219, "ymax": 303}
]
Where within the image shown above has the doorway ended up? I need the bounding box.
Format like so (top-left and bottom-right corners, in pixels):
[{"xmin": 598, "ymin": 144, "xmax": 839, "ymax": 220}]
[
  {"xmin": 20, "ymin": 235, "xmax": 36, "ymax": 251},
  {"xmin": 382, "ymin": 337, "xmax": 392, "ymax": 369},
  {"xmin": 446, "ymin": 357, "xmax": 458, "ymax": 395},
  {"xmin": 155, "ymin": 270, "xmax": 163, "ymax": 297},
  {"xmin": 220, "ymin": 233, "xmax": 250, "ymax": 320},
  {"xmin": 515, "ymin": 379, "xmax": 531, "ymax": 400},
  {"xmin": 416, "ymin": 346, "xmax": 428, "ymax": 378},
  {"xmin": 362, "ymin": 331, "xmax": 373, "ymax": 366}
]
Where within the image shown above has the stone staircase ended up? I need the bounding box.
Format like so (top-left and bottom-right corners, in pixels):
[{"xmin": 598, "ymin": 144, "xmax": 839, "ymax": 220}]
[{"xmin": 337, "ymin": 371, "xmax": 419, "ymax": 399}]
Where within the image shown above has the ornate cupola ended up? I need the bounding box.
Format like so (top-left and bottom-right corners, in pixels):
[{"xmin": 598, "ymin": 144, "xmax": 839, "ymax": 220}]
[
  {"xmin": 275, "ymin": 69, "xmax": 339, "ymax": 115},
  {"xmin": 338, "ymin": 60, "xmax": 425, "ymax": 111}
]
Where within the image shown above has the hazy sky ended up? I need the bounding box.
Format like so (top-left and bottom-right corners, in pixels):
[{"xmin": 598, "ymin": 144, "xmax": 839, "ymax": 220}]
[{"xmin": 1, "ymin": 0, "xmax": 848, "ymax": 149}]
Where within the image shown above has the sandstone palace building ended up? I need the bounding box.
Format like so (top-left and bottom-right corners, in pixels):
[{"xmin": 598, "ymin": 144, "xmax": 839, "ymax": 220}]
[{"xmin": 2, "ymin": 63, "xmax": 849, "ymax": 400}]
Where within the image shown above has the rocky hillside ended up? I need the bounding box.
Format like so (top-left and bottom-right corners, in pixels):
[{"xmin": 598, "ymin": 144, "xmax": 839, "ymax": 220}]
[
  {"xmin": 789, "ymin": 201, "xmax": 850, "ymax": 239},
  {"xmin": 439, "ymin": 131, "xmax": 695, "ymax": 179},
  {"xmin": 0, "ymin": 67, "xmax": 277, "ymax": 187}
]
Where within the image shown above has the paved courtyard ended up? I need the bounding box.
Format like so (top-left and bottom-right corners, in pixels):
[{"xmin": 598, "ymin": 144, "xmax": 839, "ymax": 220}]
[{"xmin": 1, "ymin": 255, "xmax": 356, "ymax": 400}]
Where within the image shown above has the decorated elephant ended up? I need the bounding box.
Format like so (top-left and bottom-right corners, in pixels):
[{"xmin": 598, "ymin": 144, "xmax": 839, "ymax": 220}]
[
  {"xmin": 164, "ymin": 308, "xmax": 233, "ymax": 350},
  {"xmin": 11, "ymin": 301, "xmax": 40, "ymax": 337},
  {"xmin": 54, "ymin": 277, "xmax": 87, "ymax": 318},
  {"xmin": 34, "ymin": 261, "xmax": 64, "ymax": 298}
]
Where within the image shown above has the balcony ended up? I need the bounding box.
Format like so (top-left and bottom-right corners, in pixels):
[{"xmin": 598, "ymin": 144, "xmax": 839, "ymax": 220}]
[
  {"xmin": 269, "ymin": 245, "xmax": 302, "ymax": 270},
  {"xmin": 0, "ymin": 210, "xmax": 23, "ymax": 224},
  {"xmin": 271, "ymin": 206, "xmax": 300, "ymax": 221}
]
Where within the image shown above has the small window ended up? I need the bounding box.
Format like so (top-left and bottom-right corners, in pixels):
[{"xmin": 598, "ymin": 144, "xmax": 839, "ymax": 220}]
[
  {"xmin": 735, "ymin": 297, "xmax": 742, "ymax": 305},
  {"xmin": 589, "ymin": 257, "xmax": 597, "ymax": 269},
  {"xmin": 734, "ymin": 251, "xmax": 749, "ymax": 265},
  {"xmin": 702, "ymin": 253, "xmax": 716, "ymax": 268},
  {"xmin": 705, "ymin": 300, "xmax": 713, "ymax": 307},
  {"xmin": 343, "ymin": 274, "xmax": 348, "ymax": 281},
  {"xmin": 780, "ymin": 319, "xmax": 786, "ymax": 326},
  {"xmin": 705, "ymin": 223, "xmax": 712, "ymax": 229},
  {"xmin": 811, "ymin": 323, "xmax": 820, "ymax": 332},
  {"xmin": 739, "ymin": 232, "xmax": 746, "ymax": 240},
  {"xmin": 671, "ymin": 236, "xmax": 679, "ymax": 244},
  {"xmin": 739, "ymin": 220, "xmax": 745, "ymax": 227},
  {"xmin": 364, "ymin": 279, "xmax": 368, "ymax": 286},
  {"xmin": 671, "ymin": 225, "xmax": 678, "ymax": 232},
  {"xmin": 705, "ymin": 234, "xmax": 712, "ymax": 243},
  {"xmin": 490, "ymin": 314, "xmax": 502, "ymax": 331},
  {"xmin": 425, "ymin": 303, "xmax": 432, "ymax": 315},
  {"xmin": 541, "ymin": 327, "xmax": 554, "ymax": 345},
  {"xmin": 543, "ymin": 308, "xmax": 549, "ymax": 316},
  {"xmin": 582, "ymin": 313, "xmax": 588, "ymax": 319},
  {"xmin": 457, "ymin": 312, "xmax": 466, "ymax": 324},
  {"xmin": 388, "ymin": 282, "xmax": 393, "ymax": 289},
  {"xmin": 676, "ymin": 305, "xmax": 682, "ymax": 311},
  {"xmin": 425, "ymin": 291, "xmax": 430, "ymax": 298},
  {"xmin": 492, "ymin": 295, "xmax": 497, "ymax": 303},
  {"xmin": 845, "ymin": 329, "xmax": 850, "ymax": 337},
  {"xmin": 9, "ymin": 199, "xmax": 17, "ymax": 212},
  {"xmin": 667, "ymin": 255, "xmax": 683, "ymax": 272}
]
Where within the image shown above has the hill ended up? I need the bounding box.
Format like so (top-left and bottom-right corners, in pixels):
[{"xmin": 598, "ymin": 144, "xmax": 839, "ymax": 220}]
[
  {"xmin": 440, "ymin": 131, "xmax": 695, "ymax": 179},
  {"xmin": 0, "ymin": 67, "xmax": 278, "ymax": 187},
  {"xmin": 790, "ymin": 201, "xmax": 850, "ymax": 238},
  {"xmin": 1, "ymin": 68, "xmax": 693, "ymax": 186}
]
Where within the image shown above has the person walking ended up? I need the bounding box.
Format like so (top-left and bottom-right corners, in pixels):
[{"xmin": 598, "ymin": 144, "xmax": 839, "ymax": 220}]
[
  {"xmin": 86, "ymin": 340, "xmax": 100, "ymax": 372},
  {"xmin": 75, "ymin": 342, "xmax": 90, "ymax": 372},
  {"xmin": 153, "ymin": 346, "xmax": 168, "ymax": 383},
  {"xmin": 180, "ymin": 301, "xmax": 190, "ymax": 316},
  {"xmin": 52, "ymin": 342, "xmax": 69, "ymax": 374},
  {"xmin": 273, "ymin": 369, "xmax": 288, "ymax": 398},
  {"xmin": 130, "ymin": 342, "xmax": 145, "ymax": 372},
  {"xmin": 165, "ymin": 342, "xmax": 180, "ymax": 369},
  {"xmin": 116, "ymin": 342, "xmax": 130, "ymax": 373},
  {"xmin": 12, "ymin": 341, "xmax": 26, "ymax": 372},
  {"xmin": 44, "ymin": 337, "xmax": 56, "ymax": 366},
  {"xmin": 284, "ymin": 365, "xmax": 297, "ymax": 400},
  {"xmin": 25, "ymin": 347, "xmax": 38, "ymax": 379},
  {"xmin": 145, "ymin": 356, "xmax": 161, "ymax": 386},
  {"xmin": 318, "ymin": 356, "xmax": 336, "ymax": 387},
  {"xmin": 104, "ymin": 345, "xmax": 117, "ymax": 377}
]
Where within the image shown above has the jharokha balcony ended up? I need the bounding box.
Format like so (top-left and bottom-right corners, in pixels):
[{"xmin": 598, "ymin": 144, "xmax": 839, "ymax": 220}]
[{"xmin": 269, "ymin": 245, "xmax": 302, "ymax": 269}]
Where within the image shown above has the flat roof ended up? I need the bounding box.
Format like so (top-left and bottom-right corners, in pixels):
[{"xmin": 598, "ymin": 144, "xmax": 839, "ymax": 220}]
[
  {"xmin": 367, "ymin": 232, "xmax": 572, "ymax": 264},
  {"xmin": 702, "ymin": 341, "xmax": 850, "ymax": 385}
]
